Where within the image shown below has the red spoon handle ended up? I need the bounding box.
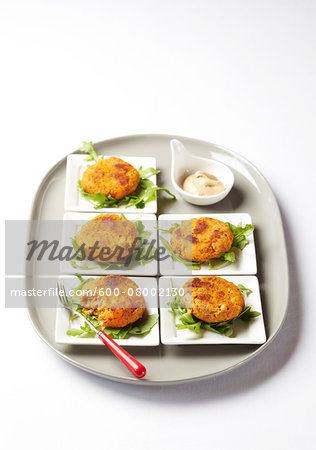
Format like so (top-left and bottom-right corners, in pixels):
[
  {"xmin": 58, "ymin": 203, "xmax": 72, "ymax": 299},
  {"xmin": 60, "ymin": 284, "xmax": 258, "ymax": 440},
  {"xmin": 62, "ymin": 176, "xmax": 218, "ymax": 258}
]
[{"xmin": 97, "ymin": 331, "xmax": 146, "ymax": 378}]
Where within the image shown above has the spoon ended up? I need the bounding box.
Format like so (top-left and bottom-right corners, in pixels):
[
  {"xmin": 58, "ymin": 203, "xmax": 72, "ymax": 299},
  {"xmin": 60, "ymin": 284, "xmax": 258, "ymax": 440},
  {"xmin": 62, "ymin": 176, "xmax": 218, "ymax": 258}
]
[{"xmin": 170, "ymin": 139, "xmax": 234, "ymax": 206}]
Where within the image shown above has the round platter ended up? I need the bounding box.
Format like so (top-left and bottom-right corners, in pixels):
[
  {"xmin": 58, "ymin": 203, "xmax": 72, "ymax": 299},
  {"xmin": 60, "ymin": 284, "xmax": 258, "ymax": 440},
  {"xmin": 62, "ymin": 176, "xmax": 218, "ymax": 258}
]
[{"xmin": 27, "ymin": 134, "xmax": 289, "ymax": 385}]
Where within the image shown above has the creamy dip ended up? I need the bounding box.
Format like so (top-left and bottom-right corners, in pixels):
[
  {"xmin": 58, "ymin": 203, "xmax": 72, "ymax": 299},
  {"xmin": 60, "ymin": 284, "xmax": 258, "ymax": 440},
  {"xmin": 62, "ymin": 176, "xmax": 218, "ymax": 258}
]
[{"xmin": 182, "ymin": 171, "xmax": 226, "ymax": 196}]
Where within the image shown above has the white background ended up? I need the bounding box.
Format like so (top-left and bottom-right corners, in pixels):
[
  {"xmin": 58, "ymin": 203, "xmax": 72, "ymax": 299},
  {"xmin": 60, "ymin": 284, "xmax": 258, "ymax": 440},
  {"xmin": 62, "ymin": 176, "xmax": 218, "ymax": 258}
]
[{"xmin": 1, "ymin": 1, "xmax": 315, "ymax": 448}]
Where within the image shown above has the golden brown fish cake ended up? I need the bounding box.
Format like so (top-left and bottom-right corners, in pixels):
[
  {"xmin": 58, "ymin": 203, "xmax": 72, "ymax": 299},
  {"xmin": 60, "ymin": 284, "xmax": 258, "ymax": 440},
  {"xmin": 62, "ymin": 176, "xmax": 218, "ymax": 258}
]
[
  {"xmin": 170, "ymin": 217, "xmax": 234, "ymax": 262},
  {"xmin": 75, "ymin": 214, "xmax": 138, "ymax": 263},
  {"xmin": 79, "ymin": 276, "xmax": 145, "ymax": 328},
  {"xmin": 181, "ymin": 276, "xmax": 245, "ymax": 323},
  {"xmin": 81, "ymin": 156, "xmax": 140, "ymax": 200}
]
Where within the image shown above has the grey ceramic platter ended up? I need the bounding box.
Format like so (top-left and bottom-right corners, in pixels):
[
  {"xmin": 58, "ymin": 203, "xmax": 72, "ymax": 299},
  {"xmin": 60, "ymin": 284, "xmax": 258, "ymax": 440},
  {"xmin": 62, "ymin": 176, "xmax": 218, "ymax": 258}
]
[{"xmin": 27, "ymin": 134, "xmax": 289, "ymax": 385}]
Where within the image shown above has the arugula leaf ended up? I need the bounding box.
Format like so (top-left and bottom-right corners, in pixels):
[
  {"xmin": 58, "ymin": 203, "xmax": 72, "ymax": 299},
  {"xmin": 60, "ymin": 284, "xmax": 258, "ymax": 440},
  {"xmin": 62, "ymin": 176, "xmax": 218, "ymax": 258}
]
[
  {"xmin": 80, "ymin": 322, "xmax": 96, "ymax": 333},
  {"xmin": 134, "ymin": 220, "xmax": 152, "ymax": 240},
  {"xmin": 75, "ymin": 273, "xmax": 85, "ymax": 283},
  {"xmin": 78, "ymin": 173, "xmax": 175, "ymax": 210},
  {"xmin": 208, "ymin": 259, "xmax": 231, "ymax": 270},
  {"xmin": 237, "ymin": 306, "xmax": 261, "ymax": 321},
  {"xmin": 177, "ymin": 313, "xmax": 202, "ymax": 333},
  {"xmin": 168, "ymin": 291, "xmax": 187, "ymax": 315},
  {"xmin": 227, "ymin": 222, "xmax": 254, "ymax": 250},
  {"xmin": 238, "ymin": 284, "xmax": 253, "ymax": 296},
  {"xmin": 97, "ymin": 260, "xmax": 126, "ymax": 270},
  {"xmin": 68, "ymin": 314, "xmax": 158, "ymax": 340},
  {"xmin": 128, "ymin": 313, "xmax": 159, "ymax": 335},
  {"xmin": 66, "ymin": 328, "xmax": 85, "ymax": 336},
  {"xmin": 202, "ymin": 321, "xmax": 233, "ymax": 337},
  {"xmin": 220, "ymin": 249, "xmax": 236, "ymax": 263},
  {"xmin": 69, "ymin": 313, "xmax": 79, "ymax": 322},
  {"xmin": 175, "ymin": 311, "xmax": 234, "ymax": 336},
  {"xmin": 102, "ymin": 325, "xmax": 132, "ymax": 339},
  {"xmin": 156, "ymin": 222, "xmax": 182, "ymax": 233},
  {"xmin": 132, "ymin": 221, "xmax": 157, "ymax": 265},
  {"xmin": 208, "ymin": 250, "xmax": 236, "ymax": 270},
  {"xmin": 70, "ymin": 258, "xmax": 96, "ymax": 270},
  {"xmin": 66, "ymin": 322, "xmax": 97, "ymax": 338},
  {"xmin": 78, "ymin": 141, "xmax": 100, "ymax": 163},
  {"xmin": 124, "ymin": 177, "xmax": 176, "ymax": 209},
  {"xmin": 138, "ymin": 167, "xmax": 160, "ymax": 178}
]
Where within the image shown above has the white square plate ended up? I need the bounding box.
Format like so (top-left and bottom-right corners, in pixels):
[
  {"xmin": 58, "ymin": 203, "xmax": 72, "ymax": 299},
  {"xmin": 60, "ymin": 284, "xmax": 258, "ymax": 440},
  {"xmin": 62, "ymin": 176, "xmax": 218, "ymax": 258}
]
[
  {"xmin": 55, "ymin": 276, "xmax": 159, "ymax": 346},
  {"xmin": 159, "ymin": 275, "xmax": 266, "ymax": 345},
  {"xmin": 158, "ymin": 213, "xmax": 257, "ymax": 275},
  {"xmin": 60, "ymin": 212, "xmax": 158, "ymax": 275},
  {"xmin": 64, "ymin": 154, "xmax": 158, "ymax": 213}
]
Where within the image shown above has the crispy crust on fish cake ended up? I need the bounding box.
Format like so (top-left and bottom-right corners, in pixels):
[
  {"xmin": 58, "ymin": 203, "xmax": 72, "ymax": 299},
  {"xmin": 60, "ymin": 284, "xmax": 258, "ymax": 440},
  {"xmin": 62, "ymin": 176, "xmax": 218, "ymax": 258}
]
[
  {"xmin": 75, "ymin": 214, "xmax": 138, "ymax": 263},
  {"xmin": 81, "ymin": 156, "xmax": 140, "ymax": 200},
  {"xmin": 79, "ymin": 276, "xmax": 145, "ymax": 327},
  {"xmin": 181, "ymin": 276, "xmax": 245, "ymax": 323},
  {"xmin": 170, "ymin": 217, "xmax": 233, "ymax": 262}
]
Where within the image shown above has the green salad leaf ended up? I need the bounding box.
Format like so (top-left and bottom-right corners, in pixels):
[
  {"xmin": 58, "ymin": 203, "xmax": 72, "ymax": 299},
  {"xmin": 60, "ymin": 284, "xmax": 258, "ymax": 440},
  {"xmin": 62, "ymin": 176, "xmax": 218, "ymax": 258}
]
[
  {"xmin": 66, "ymin": 322, "xmax": 97, "ymax": 338},
  {"xmin": 219, "ymin": 250, "xmax": 236, "ymax": 263},
  {"xmin": 156, "ymin": 223, "xmax": 182, "ymax": 233},
  {"xmin": 227, "ymin": 222, "xmax": 255, "ymax": 251},
  {"xmin": 69, "ymin": 313, "xmax": 79, "ymax": 322},
  {"xmin": 237, "ymin": 306, "xmax": 261, "ymax": 321},
  {"xmin": 138, "ymin": 167, "xmax": 159, "ymax": 178},
  {"xmin": 73, "ymin": 273, "xmax": 92, "ymax": 288},
  {"xmin": 168, "ymin": 284, "xmax": 260, "ymax": 337},
  {"xmin": 66, "ymin": 328, "xmax": 86, "ymax": 336},
  {"xmin": 78, "ymin": 175, "xmax": 176, "ymax": 210},
  {"xmin": 134, "ymin": 220, "xmax": 152, "ymax": 240},
  {"xmin": 77, "ymin": 142, "xmax": 176, "ymax": 209},
  {"xmin": 78, "ymin": 141, "xmax": 101, "ymax": 163},
  {"xmin": 237, "ymin": 284, "xmax": 253, "ymax": 295},
  {"xmin": 128, "ymin": 313, "xmax": 159, "ymax": 335},
  {"xmin": 67, "ymin": 313, "xmax": 158, "ymax": 339}
]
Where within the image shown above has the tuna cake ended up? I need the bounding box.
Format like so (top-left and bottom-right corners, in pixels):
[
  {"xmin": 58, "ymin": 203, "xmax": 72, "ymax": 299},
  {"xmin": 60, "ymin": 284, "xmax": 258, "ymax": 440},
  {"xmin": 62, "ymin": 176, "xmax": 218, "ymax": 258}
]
[
  {"xmin": 170, "ymin": 217, "xmax": 234, "ymax": 262},
  {"xmin": 181, "ymin": 276, "xmax": 245, "ymax": 323},
  {"xmin": 81, "ymin": 156, "xmax": 140, "ymax": 200},
  {"xmin": 79, "ymin": 276, "xmax": 146, "ymax": 328},
  {"xmin": 75, "ymin": 214, "xmax": 138, "ymax": 263}
]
